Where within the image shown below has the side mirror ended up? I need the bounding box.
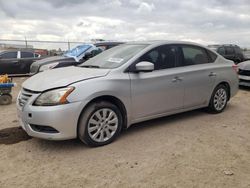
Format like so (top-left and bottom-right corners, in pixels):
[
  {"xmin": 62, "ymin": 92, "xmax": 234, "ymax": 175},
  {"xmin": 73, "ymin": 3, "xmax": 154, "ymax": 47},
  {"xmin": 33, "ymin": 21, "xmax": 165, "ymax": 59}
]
[
  {"xmin": 135, "ymin": 61, "xmax": 154, "ymax": 72},
  {"xmin": 84, "ymin": 52, "xmax": 93, "ymax": 59}
]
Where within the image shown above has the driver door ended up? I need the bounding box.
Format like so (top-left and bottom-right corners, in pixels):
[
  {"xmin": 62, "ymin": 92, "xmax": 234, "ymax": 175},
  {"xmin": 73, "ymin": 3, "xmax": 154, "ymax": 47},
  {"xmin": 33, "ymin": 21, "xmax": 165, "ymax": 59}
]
[
  {"xmin": 0, "ymin": 51, "xmax": 19, "ymax": 74},
  {"xmin": 129, "ymin": 45, "xmax": 184, "ymax": 121}
]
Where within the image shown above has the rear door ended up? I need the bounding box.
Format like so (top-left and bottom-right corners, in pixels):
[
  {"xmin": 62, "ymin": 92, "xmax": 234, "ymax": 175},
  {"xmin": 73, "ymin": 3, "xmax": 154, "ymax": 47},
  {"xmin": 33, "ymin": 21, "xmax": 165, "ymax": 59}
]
[
  {"xmin": 19, "ymin": 51, "xmax": 36, "ymax": 74},
  {"xmin": 179, "ymin": 45, "xmax": 217, "ymax": 108},
  {"xmin": 0, "ymin": 51, "xmax": 19, "ymax": 74}
]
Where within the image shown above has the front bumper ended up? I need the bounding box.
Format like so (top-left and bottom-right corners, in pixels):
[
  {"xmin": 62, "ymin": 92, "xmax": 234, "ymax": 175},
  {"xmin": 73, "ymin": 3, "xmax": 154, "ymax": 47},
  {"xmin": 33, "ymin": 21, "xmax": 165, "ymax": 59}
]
[
  {"xmin": 239, "ymin": 75, "xmax": 250, "ymax": 87},
  {"xmin": 17, "ymin": 101, "xmax": 83, "ymax": 140}
]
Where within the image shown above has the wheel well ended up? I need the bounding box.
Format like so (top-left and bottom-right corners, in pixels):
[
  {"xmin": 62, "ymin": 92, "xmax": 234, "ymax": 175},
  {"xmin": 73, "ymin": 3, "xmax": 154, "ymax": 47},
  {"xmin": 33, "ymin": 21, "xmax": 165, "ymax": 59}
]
[
  {"xmin": 78, "ymin": 95, "xmax": 128, "ymax": 131},
  {"xmin": 218, "ymin": 82, "xmax": 231, "ymax": 100}
]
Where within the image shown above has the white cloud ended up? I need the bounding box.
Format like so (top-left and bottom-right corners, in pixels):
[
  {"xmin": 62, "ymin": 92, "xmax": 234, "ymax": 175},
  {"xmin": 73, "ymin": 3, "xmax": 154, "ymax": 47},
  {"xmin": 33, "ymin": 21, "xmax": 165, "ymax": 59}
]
[
  {"xmin": 1, "ymin": 0, "xmax": 250, "ymax": 49},
  {"xmin": 136, "ymin": 2, "xmax": 155, "ymax": 14}
]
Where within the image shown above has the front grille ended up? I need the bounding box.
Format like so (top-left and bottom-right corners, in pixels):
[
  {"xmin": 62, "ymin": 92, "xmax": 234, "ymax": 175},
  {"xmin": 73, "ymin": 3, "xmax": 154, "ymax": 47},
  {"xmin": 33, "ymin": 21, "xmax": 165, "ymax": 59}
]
[
  {"xmin": 239, "ymin": 79, "xmax": 250, "ymax": 83},
  {"xmin": 239, "ymin": 69, "xmax": 250, "ymax": 76},
  {"xmin": 18, "ymin": 88, "xmax": 38, "ymax": 107}
]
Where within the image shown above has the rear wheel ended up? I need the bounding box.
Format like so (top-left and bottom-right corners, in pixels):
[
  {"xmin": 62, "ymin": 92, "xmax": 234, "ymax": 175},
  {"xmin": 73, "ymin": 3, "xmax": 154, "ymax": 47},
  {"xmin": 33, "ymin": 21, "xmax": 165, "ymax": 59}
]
[
  {"xmin": 0, "ymin": 94, "xmax": 12, "ymax": 105},
  {"xmin": 78, "ymin": 101, "xmax": 122, "ymax": 147},
  {"xmin": 208, "ymin": 85, "xmax": 228, "ymax": 113}
]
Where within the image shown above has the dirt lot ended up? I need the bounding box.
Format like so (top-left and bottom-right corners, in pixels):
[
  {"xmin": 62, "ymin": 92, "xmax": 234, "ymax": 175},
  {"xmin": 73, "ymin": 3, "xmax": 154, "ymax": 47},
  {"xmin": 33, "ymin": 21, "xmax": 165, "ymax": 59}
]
[{"xmin": 0, "ymin": 78, "xmax": 250, "ymax": 188}]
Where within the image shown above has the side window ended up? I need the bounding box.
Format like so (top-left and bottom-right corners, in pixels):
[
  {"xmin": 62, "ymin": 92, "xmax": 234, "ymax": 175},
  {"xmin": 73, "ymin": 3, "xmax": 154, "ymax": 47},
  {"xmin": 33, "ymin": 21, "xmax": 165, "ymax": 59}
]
[
  {"xmin": 91, "ymin": 48, "xmax": 102, "ymax": 56},
  {"xmin": 218, "ymin": 47, "xmax": 225, "ymax": 55},
  {"xmin": 138, "ymin": 45, "xmax": 177, "ymax": 70},
  {"xmin": 34, "ymin": 53, "xmax": 40, "ymax": 58},
  {"xmin": 225, "ymin": 47, "xmax": 234, "ymax": 55},
  {"xmin": 207, "ymin": 50, "xmax": 217, "ymax": 62},
  {"xmin": 0, "ymin": 52, "xmax": 17, "ymax": 59},
  {"xmin": 181, "ymin": 46, "xmax": 209, "ymax": 66},
  {"xmin": 96, "ymin": 45, "xmax": 107, "ymax": 51},
  {"xmin": 21, "ymin": 52, "xmax": 34, "ymax": 58}
]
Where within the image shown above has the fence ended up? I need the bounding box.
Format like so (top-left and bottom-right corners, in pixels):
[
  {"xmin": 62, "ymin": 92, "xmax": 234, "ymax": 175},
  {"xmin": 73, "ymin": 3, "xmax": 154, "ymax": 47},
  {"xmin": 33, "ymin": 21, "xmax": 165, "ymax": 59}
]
[
  {"xmin": 1, "ymin": 38, "xmax": 250, "ymax": 58},
  {"xmin": 0, "ymin": 39, "xmax": 95, "ymax": 51}
]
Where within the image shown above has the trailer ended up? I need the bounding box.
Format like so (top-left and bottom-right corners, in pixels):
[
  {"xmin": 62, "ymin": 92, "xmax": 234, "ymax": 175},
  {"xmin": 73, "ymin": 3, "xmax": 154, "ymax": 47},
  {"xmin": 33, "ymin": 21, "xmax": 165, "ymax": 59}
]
[{"xmin": 0, "ymin": 75, "xmax": 15, "ymax": 105}]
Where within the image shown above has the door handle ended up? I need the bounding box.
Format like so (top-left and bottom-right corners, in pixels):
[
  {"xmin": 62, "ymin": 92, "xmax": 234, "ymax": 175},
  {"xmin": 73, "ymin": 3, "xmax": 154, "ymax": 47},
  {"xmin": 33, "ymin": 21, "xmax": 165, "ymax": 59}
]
[
  {"xmin": 177, "ymin": 77, "xmax": 183, "ymax": 81},
  {"xmin": 172, "ymin": 76, "xmax": 183, "ymax": 82},
  {"xmin": 172, "ymin": 78, "xmax": 178, "ymax": 82},
  {"xmin": 209, "ymin": 72, "xmax": 217, "ymax": 77}
]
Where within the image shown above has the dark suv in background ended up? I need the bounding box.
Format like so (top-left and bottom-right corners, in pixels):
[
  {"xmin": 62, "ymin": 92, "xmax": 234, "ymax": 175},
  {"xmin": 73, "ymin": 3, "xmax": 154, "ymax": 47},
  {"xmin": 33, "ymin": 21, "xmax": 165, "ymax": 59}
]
[
  {"xmin": 0, "ymin": 50, "xmax": 41, "ymax": 75},
  {"xmin": 208, "ymin": 44, "xmax": 249, "ymax": 64}
]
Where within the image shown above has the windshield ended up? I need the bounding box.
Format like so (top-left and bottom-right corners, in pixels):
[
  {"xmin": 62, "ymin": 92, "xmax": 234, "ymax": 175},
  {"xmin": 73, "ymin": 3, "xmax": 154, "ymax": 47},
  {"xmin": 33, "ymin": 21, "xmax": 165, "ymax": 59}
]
[
  {"xmin": 64, "ymin": 44, "xmax": 92, "ymax": 57},
  {"xmin": 79, "ymin": 44, "xmax": 148, "ymax": 69}
]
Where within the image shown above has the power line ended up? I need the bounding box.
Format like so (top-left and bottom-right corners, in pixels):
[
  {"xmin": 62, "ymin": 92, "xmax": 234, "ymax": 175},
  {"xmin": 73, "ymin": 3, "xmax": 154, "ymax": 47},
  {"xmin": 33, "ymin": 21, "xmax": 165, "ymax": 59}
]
[{"xmin": 0, "ymin": 39, "xmax": 85, "ymax": 44}]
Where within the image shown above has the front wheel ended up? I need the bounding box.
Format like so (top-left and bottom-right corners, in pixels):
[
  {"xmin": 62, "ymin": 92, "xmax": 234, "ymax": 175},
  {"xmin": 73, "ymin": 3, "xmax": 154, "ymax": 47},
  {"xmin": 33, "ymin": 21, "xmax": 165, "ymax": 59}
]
[
  {"xmin": 208, "ymin": 85, "xmax": 228, "ymax": 113},
  {"xmin": 78, "ymin": 101, "xmax": 123, "ymax": 147}
]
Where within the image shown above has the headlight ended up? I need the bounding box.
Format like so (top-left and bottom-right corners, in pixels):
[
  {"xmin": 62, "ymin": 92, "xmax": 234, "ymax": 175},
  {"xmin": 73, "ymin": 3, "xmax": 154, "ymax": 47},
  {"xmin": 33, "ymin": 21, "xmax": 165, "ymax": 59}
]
[
  {"xmin": 39, "ymin": 62, "xmax": 59, "ymax": 72},
  {"xmin": 34, "ymin": 87, "xmax": 75, "ymax": 106}
]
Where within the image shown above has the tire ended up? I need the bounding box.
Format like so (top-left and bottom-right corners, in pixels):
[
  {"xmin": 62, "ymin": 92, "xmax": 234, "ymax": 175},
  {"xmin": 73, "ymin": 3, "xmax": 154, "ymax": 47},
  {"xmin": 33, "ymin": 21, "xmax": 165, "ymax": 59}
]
[
  {"xmin": 208, "ymin": 85, "xmax": 228, "ymax": 113},
  {"xmin": 0, "ymin": 94, "xmax": 12, "ymax": 105},
  {"xmin": 78, "ymin": 101, "xmax": 123, "ymax": 147}
]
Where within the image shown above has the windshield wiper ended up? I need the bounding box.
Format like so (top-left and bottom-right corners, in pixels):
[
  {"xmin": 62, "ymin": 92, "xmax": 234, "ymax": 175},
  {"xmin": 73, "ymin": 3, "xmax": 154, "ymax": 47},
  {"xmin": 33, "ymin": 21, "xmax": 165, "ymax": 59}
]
[{"xmin": 81, "ymin": 65, "xmax": 100, "ymax": 68}]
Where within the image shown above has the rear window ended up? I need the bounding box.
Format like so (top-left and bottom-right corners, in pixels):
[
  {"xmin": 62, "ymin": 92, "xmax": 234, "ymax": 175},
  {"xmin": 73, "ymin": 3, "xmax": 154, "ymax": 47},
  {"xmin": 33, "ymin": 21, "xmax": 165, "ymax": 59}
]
[
  {"xmin": 0, "ymin": 52, "xmax": 17, "ymax": 59},
  {"xmin": 21, "ymin": 52, "xmax": 34, "ymax": 58},
  {"xmin": 225, "ymin": 47, "xmax": 234, "ymax": 55},
  {"xmin": 235, "ymin": 47, "xmax": 242, "ymax": 54},
  {"xmin": 218, "ymin": 47, "xmax": 225, "ymax": 55}
]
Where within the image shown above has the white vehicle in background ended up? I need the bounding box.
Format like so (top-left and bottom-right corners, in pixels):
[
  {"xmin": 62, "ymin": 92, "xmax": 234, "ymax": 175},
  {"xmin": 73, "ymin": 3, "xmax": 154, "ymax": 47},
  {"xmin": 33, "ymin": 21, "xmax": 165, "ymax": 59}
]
[{"xmin": 238, "ymin": 60, "xmax": 250, "ymax": 87}]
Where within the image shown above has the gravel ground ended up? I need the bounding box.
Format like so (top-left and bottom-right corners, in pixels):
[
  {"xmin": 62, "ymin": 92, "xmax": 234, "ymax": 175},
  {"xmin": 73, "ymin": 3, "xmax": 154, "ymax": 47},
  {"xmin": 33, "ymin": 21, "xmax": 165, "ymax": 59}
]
[{"xmin": 0, "ymin": 78, "xmax": 250, "ymax": 188}]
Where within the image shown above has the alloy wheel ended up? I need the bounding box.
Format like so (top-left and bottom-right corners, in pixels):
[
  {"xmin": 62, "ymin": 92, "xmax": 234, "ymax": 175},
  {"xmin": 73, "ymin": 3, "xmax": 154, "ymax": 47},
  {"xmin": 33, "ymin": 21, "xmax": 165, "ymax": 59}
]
[
  {"xmin": 87, "ymin": 108, "xmax": 119, "ymax": 143},
  {"xmin": 213, "ymin": 88, "xmax": 227, "ymax": 111}
]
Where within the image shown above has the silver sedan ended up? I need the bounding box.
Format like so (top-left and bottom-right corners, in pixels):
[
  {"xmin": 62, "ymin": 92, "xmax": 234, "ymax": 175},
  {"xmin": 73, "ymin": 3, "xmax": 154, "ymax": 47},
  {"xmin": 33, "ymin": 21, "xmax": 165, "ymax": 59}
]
[{"xmin": 17, "ymin": 41, "xmax": 239, "ymax": 147}]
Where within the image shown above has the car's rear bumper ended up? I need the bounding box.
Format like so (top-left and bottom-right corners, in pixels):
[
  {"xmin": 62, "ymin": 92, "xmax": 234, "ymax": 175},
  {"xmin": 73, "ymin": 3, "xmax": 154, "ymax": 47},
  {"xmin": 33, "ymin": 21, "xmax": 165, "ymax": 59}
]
[{"xmin": 239, "ymin": 75, "xmax": 250, "ymax": 87}]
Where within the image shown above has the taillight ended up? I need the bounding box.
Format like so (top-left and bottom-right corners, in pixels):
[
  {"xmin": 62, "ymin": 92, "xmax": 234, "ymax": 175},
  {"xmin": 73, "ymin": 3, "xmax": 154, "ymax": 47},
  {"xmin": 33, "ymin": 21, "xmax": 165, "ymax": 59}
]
[{"xmin": 232, "ymin": 64, "xmax": 239, "ymax": 73}]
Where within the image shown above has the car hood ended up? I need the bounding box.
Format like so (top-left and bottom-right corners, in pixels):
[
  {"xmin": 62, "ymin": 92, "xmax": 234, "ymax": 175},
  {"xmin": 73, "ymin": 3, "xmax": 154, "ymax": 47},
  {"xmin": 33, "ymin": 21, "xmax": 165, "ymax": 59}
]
[
  {"xmin": 23, "ymin": 66, "xmax": 110, "ymax": 92},
  {"xmin": 238, "ymin": 60, "xmax": 250, "ymax": 71},
  {"xmin": 32, "ymin": 56, "xmax": 75, "ymax": 66}
]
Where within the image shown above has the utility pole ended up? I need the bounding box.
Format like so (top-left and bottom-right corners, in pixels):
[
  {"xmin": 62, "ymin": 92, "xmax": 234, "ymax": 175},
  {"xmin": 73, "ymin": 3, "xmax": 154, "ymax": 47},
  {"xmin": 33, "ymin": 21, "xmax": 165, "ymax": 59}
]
[
  {"xmin": 24, "ymin": 36, "xmax": 28, "ymax": 49},
  {"xmin": 68, "ymin": 40, "xmax": 70, "ymax": 50}
]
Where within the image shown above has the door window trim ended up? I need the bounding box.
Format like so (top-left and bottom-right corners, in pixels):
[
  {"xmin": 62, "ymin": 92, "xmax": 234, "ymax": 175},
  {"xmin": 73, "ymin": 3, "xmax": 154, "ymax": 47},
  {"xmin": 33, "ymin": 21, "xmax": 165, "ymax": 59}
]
[{"xmin": 127, "ymin": 44, "xmax": 180, "ymax": 73}]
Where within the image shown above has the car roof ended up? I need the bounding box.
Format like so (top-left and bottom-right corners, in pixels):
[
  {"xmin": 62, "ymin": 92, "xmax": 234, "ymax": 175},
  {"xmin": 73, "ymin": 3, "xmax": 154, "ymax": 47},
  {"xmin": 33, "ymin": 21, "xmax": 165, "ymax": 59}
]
[
  {"xmin": 125, "ymin": 40, "xmax": 208, "ymax": 48},
  {"xmin": 0, "ymin": 49, "xmax": 34, "ymax": 53}
]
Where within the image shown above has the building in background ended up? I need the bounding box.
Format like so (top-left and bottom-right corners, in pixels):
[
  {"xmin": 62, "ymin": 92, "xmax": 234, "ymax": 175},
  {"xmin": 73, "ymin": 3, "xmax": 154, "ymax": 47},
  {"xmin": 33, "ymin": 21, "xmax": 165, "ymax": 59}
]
[{"xmin": 0, "ymin": 43, "xmax": 33, "ymax": 50}]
